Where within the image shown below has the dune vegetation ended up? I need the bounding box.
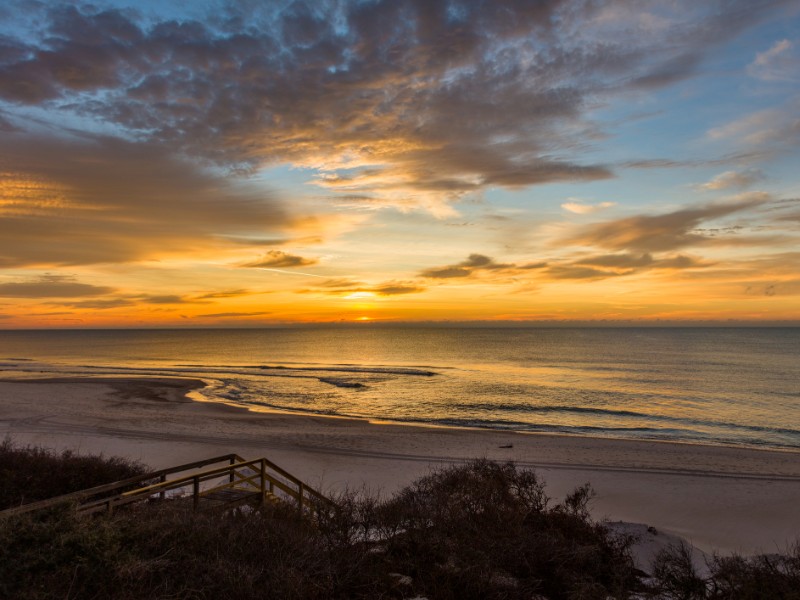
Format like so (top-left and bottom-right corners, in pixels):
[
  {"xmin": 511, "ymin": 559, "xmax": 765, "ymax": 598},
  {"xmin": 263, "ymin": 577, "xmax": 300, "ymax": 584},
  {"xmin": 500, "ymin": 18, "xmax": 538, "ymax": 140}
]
[{"xmin": 1, "ymin": 441, "xmax": 797, "ymax": 599}]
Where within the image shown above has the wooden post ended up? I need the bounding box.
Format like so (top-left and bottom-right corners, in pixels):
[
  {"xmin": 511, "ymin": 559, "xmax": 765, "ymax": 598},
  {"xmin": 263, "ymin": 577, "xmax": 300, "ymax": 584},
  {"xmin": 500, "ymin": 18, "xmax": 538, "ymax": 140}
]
[
  {"xmin": 229, "ymin": 456, "xmax": 235, "ymax": 485},
  {"xmin": 260, "ymin": 460, "xmax": 266, "ymax": 505},
  {"xmin": 159, "ymin": 474, "xmax": 166, "ymax": 500},
  {"xmin": 298, "ymin": 482, "xmax": 304, "ymax": 513},
  {"xmin": 193, "ymin": 476, "xmax": 200, "ymax": 510}
]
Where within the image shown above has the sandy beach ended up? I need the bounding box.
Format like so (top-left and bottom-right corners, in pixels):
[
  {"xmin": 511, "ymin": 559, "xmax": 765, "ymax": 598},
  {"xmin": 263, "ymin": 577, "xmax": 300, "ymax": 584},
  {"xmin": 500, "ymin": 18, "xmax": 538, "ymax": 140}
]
[{"xmin": 1, "ymin": 376, "xmax": 799, "ymax": 557}]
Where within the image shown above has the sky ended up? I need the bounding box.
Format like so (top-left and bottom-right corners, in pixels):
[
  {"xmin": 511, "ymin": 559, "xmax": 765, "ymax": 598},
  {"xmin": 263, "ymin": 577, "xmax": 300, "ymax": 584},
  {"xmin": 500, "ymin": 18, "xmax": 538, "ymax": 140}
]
[{"xmin": 0, "ymin": 0, "xmax": 799, "ymax": 327}]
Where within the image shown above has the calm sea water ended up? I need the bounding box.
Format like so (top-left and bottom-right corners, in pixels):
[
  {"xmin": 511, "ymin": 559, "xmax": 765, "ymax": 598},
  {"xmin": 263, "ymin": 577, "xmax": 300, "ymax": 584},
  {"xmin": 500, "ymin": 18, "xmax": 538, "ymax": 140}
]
[{"xmin": 1, "ymin": 328, "xmax": 799, "ymax": 450}]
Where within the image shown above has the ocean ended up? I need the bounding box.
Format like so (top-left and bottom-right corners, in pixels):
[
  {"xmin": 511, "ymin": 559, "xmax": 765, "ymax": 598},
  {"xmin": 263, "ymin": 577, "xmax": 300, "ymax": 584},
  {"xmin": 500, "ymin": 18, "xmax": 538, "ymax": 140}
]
[{"xmin": 1, "ymin": 327, "xmax": 799, "ymax": 450}]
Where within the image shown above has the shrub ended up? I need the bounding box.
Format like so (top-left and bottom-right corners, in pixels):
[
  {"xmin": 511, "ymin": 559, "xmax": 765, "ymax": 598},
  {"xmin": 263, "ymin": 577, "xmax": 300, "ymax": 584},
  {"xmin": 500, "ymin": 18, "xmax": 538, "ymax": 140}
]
[
  {"xmin": 648, "ymin": 542, "xmax": 800, "ymax": 600},
  {"xmin": 650, "ymin": 541, "xmax": 707, "ymax": 599},
  {"xmin": 1, "ymin": 455, "xmax": 639, "ymax": 599},
  {"xmin": 0, "ymin": 438, "xmax": 147, "ymax": 510},
  {"xmin": 5, "ymin": 449, "xmax": 797, "ymax": 599},
  {"xmin": 370, "ymin": 459, "xmax": 637, "ymax": 599},
  {"xmin": 707, "ymin": 547, "xmax": 800, "ymax": 599}
]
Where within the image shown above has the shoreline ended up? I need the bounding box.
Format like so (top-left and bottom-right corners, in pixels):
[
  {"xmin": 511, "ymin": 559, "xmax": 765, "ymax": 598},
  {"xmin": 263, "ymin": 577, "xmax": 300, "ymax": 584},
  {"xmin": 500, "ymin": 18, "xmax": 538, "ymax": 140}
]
[
  {"xmin": 14, "ymin": 372, "xmax": 798, "ymax": 455},
  {"xmin": 6, "ymin": 374, "xmax": 800, "ymax": 477},
  {"xmin": 2, "ymin": 375, "xmax": 799, "ymax": 556}
]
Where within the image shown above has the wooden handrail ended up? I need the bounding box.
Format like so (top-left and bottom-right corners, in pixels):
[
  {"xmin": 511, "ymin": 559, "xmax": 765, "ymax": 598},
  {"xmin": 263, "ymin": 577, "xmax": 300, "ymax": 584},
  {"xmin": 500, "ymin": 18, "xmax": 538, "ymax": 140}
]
[
  {"xmin": 119, "ymin": 459, "xmax": 264, "ymax": 497},
  {"xmin": 1, "ymin": 453, "xmax": 333, "ymax": 519},
  {"xmin": 0, "ymin": 453, "xmax": 247, "ymax": 518},
  {"xmin": 260, "ymin": 456, "xmax": 330, "ymax": 504}
]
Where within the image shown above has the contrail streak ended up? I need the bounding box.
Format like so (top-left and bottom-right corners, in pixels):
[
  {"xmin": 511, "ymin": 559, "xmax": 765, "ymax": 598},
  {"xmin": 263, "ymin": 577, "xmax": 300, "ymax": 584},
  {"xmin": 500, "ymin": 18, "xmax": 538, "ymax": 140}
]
[{"xmin": 257, "ymin": 268, "xmax": 328, "ymax": 278}]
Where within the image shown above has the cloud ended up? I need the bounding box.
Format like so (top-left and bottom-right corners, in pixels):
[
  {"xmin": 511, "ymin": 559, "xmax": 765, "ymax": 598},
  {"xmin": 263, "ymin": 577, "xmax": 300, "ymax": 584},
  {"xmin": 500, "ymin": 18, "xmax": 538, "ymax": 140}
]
[
  {"xmin": 241, "ymin": 250, "xmax": 319, "ymax": 268},
  {"xmin": 196, "ymin": 312, "xmax": 272, "ymax": 318},
  {"xmin": 697, "ymin": 169, "xmax": 765, "ymax": 190},
  {"xmin": 42, "ymin": 289, "xmax": 262, "ymax": 309},
  {"xmin": 420, "ymin": 254, "xmax": 511, "ymax": 279},
  {"xmin": 546, "ymin": 265, "xmax": 624, "ymax": 280},
  {"xmin": 138, "ymin": 295, "xmax": 191, "ymax": 305},
  {"xmin": 545, "ymin": 252, "xmax": 708, "ymax": 280},
  {"xmin": 728, "ymin": 190, "xmax": 773, "ymax": 203},
  {"xmin": 0, "ymin": 1, "xmax": 785, "ymax": 212},
  {"xmin": 313, "ymin": 278, "xmax": 364, "ymax": 289},
  {"xmin": 0, "ymin": 275, "xmax": 113, "ymax": 297},
  {"xmin": 370, "ymin": 282, "xmax": 426, "ymax": 296},
  {"xmin": 0, "ymin": 135, "xmax": 291, "ymax": 267},
  {"xmin": 0, "ymin": 113, "xmax": 19, "ymax": 132},
  {"xmin": 564, "ymin": 200, "xmax": 765, "ymax": 252},
  {"xmin": 195, "ymin": 289, "xmax": 254, "ymax": 299},
  {"xmin": 707, "ymin": 96, "xmax": 800, "ymax": 149},
  {"xmin": 747, "ymin": 39, "xmax": 799, "ymax": 82},
  {"xmin": 561, "ymin": 200, "xmax": 617, "ymax": 214},
  {"xmin": 53, "ymin": 298, "xmax": 134, "ymax": 309},
  {"xmin": 300, "ymin": 279, "xmax": 425, "ymax": 296},
  {"xmin": 579, "ymin": 253, "xmax": 656, "ymax": 268},
  {"xmin": 619, "ymin": 151, "xmax": 771, "ymax": 170},
  {"xmin": 420, "ymin": 254, "xmax": 546, "ymax": 279},
  {"xmin": 745, "ymin": 280, "xmax": 800, "ymax": 297}
]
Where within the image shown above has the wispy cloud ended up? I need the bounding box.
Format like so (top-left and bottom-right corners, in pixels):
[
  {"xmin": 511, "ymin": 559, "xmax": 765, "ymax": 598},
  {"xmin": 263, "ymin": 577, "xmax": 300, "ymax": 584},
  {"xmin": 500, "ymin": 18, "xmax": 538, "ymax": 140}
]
[
  {"xmin": 561, "ymin": 199, "xmax": 617, "ymax": 214},
  {"xmin": 563, "ymin": 200, "xmax": 765, "ymax": 252},
  {"xmin": 0, "ymin": 275, "xmax": 113, "ymax": 298},
  {"xmin": 52, "ymin": 299, "xmax": 134, "ymax": 310},
  {"xmin": 697, "ymin": 169, "xmax": 764, "ymax": 191},
  {"xmin": 707, "ymin": 96, "xmax": 800, "ymax": 149},
  {"xmin": 196, "ymin": 312, "xmax": 272, "ymax": 319},
  {"xmin": 0, "ymin": 136, "xmax": 291, "ymax": 267},
  {"xmin": 300, "ymin": 279, "xmax": 426, "ymax": 296},
  {"xmin": 747, "ymin": 39, "xmax": 799, "ymax": 82},
  {"xmin": 195, "ymin": 289, "xmax": 254, "ymax": 299},
  {"xmin": 546, "ymin": 253, "xmax": 708, "ymax": 280}
]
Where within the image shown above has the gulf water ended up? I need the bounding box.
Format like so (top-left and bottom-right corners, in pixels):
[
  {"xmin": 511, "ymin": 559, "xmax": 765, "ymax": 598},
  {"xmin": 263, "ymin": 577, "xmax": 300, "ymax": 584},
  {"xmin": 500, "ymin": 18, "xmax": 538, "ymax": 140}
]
[{"xmin": 1, "ymin": 327, "xmax": 799, "ymax": 449}]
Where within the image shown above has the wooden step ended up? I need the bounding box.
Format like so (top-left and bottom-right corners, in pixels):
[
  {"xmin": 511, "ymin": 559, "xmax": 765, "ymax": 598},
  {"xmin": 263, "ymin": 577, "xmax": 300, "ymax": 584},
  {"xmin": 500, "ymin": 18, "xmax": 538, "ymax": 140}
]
[{"xmin": 198, "ymin": 488, "xmax": 260, "ymax": 510}]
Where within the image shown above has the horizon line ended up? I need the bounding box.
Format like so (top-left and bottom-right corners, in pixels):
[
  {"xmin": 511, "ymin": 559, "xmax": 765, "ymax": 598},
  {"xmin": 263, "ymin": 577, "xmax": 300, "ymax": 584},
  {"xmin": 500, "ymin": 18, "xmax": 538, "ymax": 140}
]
[{"xmin": 1, "ymin": 320, "xmax": 800, "ymax": 331}]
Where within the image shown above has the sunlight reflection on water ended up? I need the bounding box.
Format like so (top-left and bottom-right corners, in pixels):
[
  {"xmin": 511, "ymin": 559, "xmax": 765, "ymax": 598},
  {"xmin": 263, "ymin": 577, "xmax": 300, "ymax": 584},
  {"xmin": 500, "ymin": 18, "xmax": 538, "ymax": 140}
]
[{"xmin": 1, "ymin": 327, "xmax": 799, "ymax": 449}]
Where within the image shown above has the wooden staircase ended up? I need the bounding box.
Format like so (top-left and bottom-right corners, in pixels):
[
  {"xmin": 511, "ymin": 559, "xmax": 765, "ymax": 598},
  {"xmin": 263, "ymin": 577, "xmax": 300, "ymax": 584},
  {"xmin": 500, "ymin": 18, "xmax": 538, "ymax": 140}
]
[{"xmin": 0, "ymin": 453, "xmax": 332, "ymax": 519}]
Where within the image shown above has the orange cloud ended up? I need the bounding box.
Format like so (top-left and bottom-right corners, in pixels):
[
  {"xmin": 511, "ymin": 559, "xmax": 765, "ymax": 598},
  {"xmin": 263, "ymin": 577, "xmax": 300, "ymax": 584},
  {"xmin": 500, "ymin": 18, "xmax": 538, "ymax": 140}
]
[
  {"xmin": 420, "ymin": 254, "xmax": 546, "ymax": 279},
  {"xmin": 242, "ymin": 251, "xmax": 319, "ymax": 269},
  {"xmin": 0, "ymin": 275, "xmax": 113, "ymax": 297}
]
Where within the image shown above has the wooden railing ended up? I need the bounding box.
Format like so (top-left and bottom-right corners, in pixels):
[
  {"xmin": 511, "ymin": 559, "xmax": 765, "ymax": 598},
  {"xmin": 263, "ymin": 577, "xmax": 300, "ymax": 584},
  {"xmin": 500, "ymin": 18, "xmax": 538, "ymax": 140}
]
[{"xmin": 0, "ymin": 453, "xmax": 332, "ymax": 519}]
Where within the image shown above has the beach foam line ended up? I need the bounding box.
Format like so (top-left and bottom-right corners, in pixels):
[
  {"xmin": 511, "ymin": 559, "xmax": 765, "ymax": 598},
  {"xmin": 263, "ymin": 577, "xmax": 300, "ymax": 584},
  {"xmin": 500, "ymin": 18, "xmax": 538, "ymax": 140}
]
[
  {"xmin": 66, "ymin": 363, "xmax": 439, "ymax": 378},
  {"xmin": 457, "ymin": 403, "xmax": 800, "ymax": 438},
  {"xmin": 318, "ymin": 377, "xmax": 367, "ymax": 389},
  {"xmin": 256, "ymin": 365, "xmax": 437, "ymax": 376},
  {"xmin": 221, "ymin": 398, "xmax": 800, "ymax": 450}
]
